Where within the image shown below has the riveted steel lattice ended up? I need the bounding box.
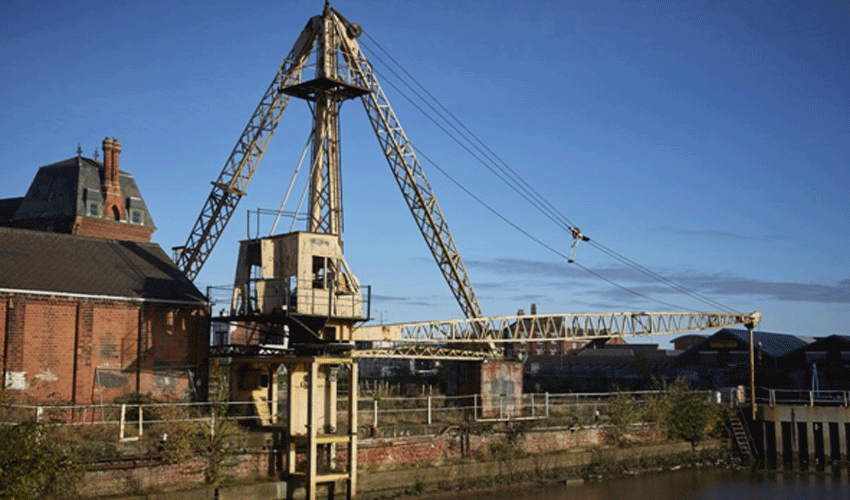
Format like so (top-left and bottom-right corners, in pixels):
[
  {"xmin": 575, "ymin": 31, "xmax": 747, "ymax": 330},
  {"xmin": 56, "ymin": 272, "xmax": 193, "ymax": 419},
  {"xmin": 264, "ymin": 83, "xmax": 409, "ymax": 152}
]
[
  {"xmin": 175, "ymin": 17, "xmax": 321, "ymax": 280},
  {"xmin": 354, "ymin": 311, "xmax": 760, "ymax": 359}
]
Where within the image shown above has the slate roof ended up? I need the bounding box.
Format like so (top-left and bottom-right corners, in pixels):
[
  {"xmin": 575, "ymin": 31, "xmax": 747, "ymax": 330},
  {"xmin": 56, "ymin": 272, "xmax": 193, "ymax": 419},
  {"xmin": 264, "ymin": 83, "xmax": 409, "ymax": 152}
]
[
  {"xmin": 8, "ymin": 156, "xmax": 156, "ymax": 229},
  {"xmin": 726, "ymin": 328, "xmax": 813, "ymax": 358},
  {"xmin": 0, "ymin": 227, "xmax": 204, "ymax": 304},
  {"xmin": 677, "ymin": 327, "xmax": 811, "ymax": 361}
]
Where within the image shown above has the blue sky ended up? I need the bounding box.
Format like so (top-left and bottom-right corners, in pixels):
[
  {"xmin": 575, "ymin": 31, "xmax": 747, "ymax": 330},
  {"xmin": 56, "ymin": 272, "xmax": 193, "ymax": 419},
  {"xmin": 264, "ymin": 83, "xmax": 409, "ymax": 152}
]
[{"xmin": 2, "ymin": 1, "xmax": 848, "ymax": 344}]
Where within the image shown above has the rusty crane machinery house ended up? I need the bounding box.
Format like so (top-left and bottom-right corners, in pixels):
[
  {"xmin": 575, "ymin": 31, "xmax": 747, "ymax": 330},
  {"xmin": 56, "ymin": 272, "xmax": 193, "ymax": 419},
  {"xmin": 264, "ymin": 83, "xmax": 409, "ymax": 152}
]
[{"xmin": 173, "ymin": 4, "xmax": 761, "ymax": 499}]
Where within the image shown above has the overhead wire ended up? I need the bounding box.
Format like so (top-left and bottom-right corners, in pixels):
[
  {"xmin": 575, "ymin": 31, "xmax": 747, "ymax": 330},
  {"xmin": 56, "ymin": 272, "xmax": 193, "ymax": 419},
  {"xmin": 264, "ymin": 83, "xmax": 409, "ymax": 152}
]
[
  {"xmin": 358, "ymin": 31, "xmax": 742, "ymax": 315},
  {"xmin": 361, "ymin": 58, "xmax": 697, "ymax": 312},
  {"xmin": 271, "ymin": 129, "xmax": 314, "ymax": 235},
  {"xmin": 359, "ymin": 34, "xmax": 573, "ymax": 232},
  {"xmin": 412, "ymin": 147, "xmax": 697, "ymax": 312}
]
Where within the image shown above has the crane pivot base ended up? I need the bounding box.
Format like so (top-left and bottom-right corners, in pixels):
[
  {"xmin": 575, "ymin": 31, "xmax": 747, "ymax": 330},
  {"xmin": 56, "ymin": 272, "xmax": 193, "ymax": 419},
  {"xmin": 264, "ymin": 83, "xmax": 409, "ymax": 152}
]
[{"xmin": 282, "ymin": 76, "xmax": 370, "ymax": 101}]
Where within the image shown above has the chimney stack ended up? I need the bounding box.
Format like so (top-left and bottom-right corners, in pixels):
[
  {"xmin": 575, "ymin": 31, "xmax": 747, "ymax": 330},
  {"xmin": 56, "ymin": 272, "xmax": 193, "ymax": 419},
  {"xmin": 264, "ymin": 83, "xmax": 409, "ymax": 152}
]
[
  {"xmin": 530, "ymin": 303, "xmax": 537, "ymax": 315},
  {"xmin": 100, "ymin": 136, "xmax": 126, "ymax": 221}
]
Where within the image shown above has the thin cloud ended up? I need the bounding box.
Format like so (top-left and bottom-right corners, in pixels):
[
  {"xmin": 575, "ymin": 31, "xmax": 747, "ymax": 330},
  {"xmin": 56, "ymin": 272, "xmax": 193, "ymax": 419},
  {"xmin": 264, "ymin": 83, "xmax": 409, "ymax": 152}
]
[
  {"xmin": 657, "ymin": 227, "xmax": 793, "ymax": 242},
  {"xmin": 685, "ymin": 275, "xmax": 850, "ymax": 304},
  {"xmin": 659, "ymin": 228, "xmax": 755, "ymax": 241},
  {"xmin": 468, "ymin": 257, "xmax": 850, "ymax": 305},
  {"xmin": 369, "ymin": 294, "xmax": 440, "ymax": 308},
  {"xmin": 466, "ymin": 258, "xmax": 580, "ymax": 277}
]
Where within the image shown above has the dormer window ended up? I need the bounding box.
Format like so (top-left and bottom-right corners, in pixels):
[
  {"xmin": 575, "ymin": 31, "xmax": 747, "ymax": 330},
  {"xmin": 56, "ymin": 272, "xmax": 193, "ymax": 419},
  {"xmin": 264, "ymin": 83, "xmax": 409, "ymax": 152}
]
[
  {"xmin": 88, "ymin": 201, "xmax": 101, "ymax": 217},
  {"xmin": 130, "ymin": 209, "xmax": 143, "ymax": 225}
]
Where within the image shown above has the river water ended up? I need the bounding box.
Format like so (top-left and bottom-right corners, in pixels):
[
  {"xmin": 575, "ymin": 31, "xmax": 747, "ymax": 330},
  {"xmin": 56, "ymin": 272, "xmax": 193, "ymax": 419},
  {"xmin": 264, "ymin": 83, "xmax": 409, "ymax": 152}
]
[{"xmin": 409, "ymin": 466, "xmax": 850, "ymax": 500}]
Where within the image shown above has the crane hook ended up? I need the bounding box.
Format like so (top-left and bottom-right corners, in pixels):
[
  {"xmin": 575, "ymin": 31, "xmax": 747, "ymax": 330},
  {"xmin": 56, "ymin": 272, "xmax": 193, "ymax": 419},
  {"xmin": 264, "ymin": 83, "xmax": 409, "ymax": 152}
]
[{"xmin": 568, "ymin": 226, "xmax": 590, "ymax": 263}]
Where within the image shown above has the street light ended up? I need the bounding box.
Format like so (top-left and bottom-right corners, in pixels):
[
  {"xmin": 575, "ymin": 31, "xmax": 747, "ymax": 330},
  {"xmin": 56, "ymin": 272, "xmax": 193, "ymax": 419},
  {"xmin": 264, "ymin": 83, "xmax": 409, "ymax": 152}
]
[{"xmin": 745, "ymin": 312, "xmax": 762, "ymax": 421}]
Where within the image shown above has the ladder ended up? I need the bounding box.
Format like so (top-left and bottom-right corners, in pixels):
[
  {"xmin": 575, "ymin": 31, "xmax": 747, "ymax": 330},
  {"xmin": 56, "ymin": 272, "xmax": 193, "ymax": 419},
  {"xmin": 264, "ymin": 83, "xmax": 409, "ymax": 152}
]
[
  {"xmin": 252, "ymin": 393, "xmax": 273, "ymax": 426},
  {"xmin": 728, "ymin": 409, "xmax": 757, "ymax": 459}
]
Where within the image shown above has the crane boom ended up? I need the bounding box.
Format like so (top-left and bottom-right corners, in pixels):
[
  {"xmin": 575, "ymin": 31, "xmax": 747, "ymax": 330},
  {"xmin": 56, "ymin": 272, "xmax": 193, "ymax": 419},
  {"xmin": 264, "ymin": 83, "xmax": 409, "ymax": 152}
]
[
  {"xmin": 354, "ymin": 311, "xmax": 762, "ymax": 359},
  {"xmin": 174, "ymin": 16, "xmax": 321, "ymax": 280}
]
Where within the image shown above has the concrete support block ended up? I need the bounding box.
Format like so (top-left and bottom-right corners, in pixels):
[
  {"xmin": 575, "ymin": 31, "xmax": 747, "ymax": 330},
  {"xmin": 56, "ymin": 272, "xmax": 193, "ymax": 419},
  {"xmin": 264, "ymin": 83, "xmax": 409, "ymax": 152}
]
[
  {"xmin": 805, "ymin": 423, "xmax": 814, "ymax": 462},
  {"xmin": 791, "ymin": 420, "xmax": 800, "ymax": 462}
]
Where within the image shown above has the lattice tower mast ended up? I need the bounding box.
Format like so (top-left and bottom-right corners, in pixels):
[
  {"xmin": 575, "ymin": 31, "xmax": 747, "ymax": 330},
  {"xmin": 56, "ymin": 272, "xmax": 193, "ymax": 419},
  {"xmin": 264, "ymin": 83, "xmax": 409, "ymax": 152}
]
[{"xmin": 176, "ymin": 4, "xmax": 484, "ymax": 323}]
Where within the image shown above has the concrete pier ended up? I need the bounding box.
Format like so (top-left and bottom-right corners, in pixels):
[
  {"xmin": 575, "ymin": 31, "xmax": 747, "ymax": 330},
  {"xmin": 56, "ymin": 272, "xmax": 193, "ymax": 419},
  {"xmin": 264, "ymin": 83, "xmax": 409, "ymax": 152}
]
[{"xmin": 754, "ymin": 404, "xmax": 850, "ymax": 464}]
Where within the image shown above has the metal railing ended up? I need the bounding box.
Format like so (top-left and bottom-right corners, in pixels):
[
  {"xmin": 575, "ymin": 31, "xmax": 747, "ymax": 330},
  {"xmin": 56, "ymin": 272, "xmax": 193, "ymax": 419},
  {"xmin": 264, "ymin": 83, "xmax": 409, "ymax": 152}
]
[
  {"xmin": 209, "ymin": 278, "xmax": 370, "ymax": 321},
  {"xmin": 1, "ymin": 389, "xmax": 711, "ymax": 442},
  {"xmin": 350, "ymin": 390, "xmax": 680, "ymax": 429},
  {"xmin": 754, "ymin": 387, "xmax": 850, "ymax": 408},
  {"xmin": 0, "ymin": 401, "xmax": 259, "ymax": 443}
]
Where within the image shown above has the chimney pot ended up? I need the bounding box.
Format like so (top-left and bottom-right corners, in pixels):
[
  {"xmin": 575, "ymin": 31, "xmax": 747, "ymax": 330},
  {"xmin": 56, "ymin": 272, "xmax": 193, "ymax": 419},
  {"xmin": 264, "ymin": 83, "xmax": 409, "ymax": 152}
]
[
  {"xmin": 102, "ymin": 137, "xmax": 113, "ymax": 170},
  {"xmin": 111, "ymin": 138, "xmax": 121, "ymax": 182}
]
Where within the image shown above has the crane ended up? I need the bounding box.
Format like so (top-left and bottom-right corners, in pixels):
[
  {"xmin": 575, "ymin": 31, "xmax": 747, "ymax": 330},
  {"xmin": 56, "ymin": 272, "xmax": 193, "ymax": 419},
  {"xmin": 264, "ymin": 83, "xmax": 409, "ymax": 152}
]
[
  {"xmin": 177, "ymin": 3, "xmax": 759, "ymax": 356},
  {"xmin": 176, "ymin": 5, "xmax": 761, "ymax": 499}
]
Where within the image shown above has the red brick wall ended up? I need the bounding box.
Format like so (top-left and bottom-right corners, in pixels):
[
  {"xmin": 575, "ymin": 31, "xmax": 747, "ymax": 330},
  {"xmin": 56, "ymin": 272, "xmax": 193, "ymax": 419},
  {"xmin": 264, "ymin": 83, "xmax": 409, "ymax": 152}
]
[
  {"xmin": 1, "ymin": 293, "xmax": 207, "ymax": 404},
  {"xmin": 144, "ymin": 306, "xmax": 209, "ymax": 364},
  {"xmin": 21, "ymin": 300, "xmax": 77, "ymax": 402},
  {"xmin": 344, "ymin": 426, "xmax": 607, "ymax": 469},
  {"xmin": 89, "ymin": 304, "xmax": 140, "ymax": 402},
  {"xmin": 80, "ymin": 452, "xmax": 268, "ymax": 498},
  {"xmin": 73, "ymin": 216, "xmax": 154, "ymax": 242}
]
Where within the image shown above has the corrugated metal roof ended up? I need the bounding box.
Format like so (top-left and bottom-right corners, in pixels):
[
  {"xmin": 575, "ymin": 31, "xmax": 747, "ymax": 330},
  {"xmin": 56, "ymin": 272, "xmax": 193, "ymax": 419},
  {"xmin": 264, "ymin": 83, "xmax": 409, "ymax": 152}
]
[{"xmin": 0, "ymin": 227, "xmax": 204, "ymax": 303}]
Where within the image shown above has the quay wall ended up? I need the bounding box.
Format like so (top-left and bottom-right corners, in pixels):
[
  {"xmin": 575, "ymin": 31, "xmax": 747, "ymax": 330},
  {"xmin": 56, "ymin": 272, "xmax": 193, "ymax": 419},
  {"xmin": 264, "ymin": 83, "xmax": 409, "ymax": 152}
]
[{"xmin": 84, "ymin": 424, "xmax": 684, "ymax": 499}]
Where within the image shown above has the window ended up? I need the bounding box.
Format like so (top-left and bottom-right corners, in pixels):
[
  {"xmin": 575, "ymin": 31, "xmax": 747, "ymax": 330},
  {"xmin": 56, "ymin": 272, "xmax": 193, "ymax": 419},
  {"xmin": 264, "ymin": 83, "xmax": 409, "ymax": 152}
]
[
  {"xmin": 130, "ymin": 209, "xmax": 143, "ymax": 224},
  {"xmin": 312, "ymin": 256, "xmax": 326, "ymax": 288},
  {"xmin": 805, "ymin": 351, "xmax": 828, "ymax": 363},
  {"xmin": 88, "ymin": 201, "xmax": 100, "ymax": 217}
]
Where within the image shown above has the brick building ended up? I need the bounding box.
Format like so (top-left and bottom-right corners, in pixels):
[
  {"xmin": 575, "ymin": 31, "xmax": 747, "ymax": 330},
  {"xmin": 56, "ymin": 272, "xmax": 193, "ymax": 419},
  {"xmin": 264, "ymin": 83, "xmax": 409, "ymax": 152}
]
[
  {"xmin": 0, "ymin": 139, "xmax": 209, "ymax": 404},
  {"xmin": 505, "ymin": 304, "xmax": 626, "ymax": 359}
]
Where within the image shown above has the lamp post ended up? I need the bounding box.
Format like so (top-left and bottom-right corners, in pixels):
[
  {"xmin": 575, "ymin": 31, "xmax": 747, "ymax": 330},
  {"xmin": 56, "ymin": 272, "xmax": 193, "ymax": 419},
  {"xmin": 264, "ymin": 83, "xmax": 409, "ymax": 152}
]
[{"xmin": 748, "ymin": 323, "xmax": 757, "ymax": 420}]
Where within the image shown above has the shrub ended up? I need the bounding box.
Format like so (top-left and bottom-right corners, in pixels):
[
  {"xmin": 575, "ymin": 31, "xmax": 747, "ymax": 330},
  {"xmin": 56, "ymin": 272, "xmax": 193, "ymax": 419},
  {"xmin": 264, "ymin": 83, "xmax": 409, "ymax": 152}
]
[
  {"xmin": 0, "ymin": 390, "xmax": 82, "ymax": 499},
  {"xmin": 605, "ymin": 390, "xmax": 644, "ymax": 447},
  {"xmin": 663, "ymin": 378, "xmax": 719, "ymax": 446}
]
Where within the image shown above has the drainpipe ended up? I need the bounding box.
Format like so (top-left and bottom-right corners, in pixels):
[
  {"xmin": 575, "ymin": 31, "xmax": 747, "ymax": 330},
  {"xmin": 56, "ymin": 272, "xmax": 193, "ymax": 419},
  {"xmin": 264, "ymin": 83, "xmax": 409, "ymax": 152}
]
[
  {"xmin": 2, "ymin": 298, "xmax": 10, "ymax": 387},
  {"xmin": 137, "ymin": 302, "xmax": 144, "ymax": 393}
]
